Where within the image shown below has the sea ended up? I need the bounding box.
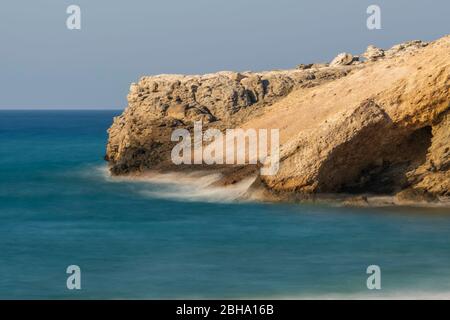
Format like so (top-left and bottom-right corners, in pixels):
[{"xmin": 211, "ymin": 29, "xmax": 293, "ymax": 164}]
[{"xmin": 0, "ymin": 110, "xmax": 449, "ymax": 299}]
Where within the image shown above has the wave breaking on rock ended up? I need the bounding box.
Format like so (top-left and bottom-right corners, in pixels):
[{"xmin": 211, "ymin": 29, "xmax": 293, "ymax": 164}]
[{"xmin": 105, "ymin": 35, "xmax": 450, "ymax": 207}]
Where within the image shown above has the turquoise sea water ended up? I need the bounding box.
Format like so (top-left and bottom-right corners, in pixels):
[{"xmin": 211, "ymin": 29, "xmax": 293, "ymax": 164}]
[{"xmin": 1, "ymin": 110, "xmax": 450, "ymax": 299}]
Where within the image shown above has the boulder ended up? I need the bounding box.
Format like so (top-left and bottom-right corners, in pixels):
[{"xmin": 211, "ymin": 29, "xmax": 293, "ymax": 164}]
[
  {"xmin": 363, "ymin": 45, "xmax": 385, "ymax": 61},
  {"xmin": 330, "ymin": 53, "xmax": 356, "ymax": 66}
]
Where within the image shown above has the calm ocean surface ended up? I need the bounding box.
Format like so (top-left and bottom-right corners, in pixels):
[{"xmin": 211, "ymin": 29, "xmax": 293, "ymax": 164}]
[{"xmin": 0, "ymin": 110, "xmax": 449, "ymax": 299}]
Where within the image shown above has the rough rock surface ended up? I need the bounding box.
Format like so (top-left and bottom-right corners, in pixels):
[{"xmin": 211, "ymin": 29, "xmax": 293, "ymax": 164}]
[
  {"xmin": 106, "ymin": 67, "xmax": 353, "ymax": 174},
  {"xmin": 330, "ymin": 52, "xmax": 357, "ymax": 66},
  {"xmin": 106, "ymin": 35, "xmax": 450, "ymax": 206},
  {"xmin": 363, "ymin": 45, "xmax": 385, "ymax": 61}
]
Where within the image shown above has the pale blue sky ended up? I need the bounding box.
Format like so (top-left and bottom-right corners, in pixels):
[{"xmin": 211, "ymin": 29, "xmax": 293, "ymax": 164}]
[{"xmin": 0, "ymin": 0, "xmax": 448, "ymax": 109}]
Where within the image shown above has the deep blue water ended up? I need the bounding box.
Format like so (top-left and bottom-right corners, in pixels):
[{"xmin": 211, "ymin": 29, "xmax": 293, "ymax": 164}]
[{"xmin": 0, "ymin": 110, "xmax": 450, "ymax": 299}]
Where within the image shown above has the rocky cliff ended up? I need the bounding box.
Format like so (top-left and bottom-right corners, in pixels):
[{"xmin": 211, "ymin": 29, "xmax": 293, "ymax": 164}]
[{"xmin": 106, "ymin": 35, "xmax": 450, "ymax": 206}]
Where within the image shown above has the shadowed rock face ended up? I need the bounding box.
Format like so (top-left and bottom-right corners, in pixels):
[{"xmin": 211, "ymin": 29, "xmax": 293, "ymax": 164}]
[{"xmin": 106, "ymin": 35, "xmax": 450, "ymax": 206}]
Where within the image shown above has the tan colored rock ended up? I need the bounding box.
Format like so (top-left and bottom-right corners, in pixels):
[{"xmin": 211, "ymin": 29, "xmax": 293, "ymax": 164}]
[
  {"xmin": 166, "ymin": 104, "xmax": 186, "ymax": 119},
  {"xmin": 409, "ymin": 110, "xmax": 450, "ymax": 197},
  {"xmin": 385, "ymin": 40, "xmax": 428, "ymax": 57},
  {"xmin": 106, "ymin": 67, "xmax": 354, "ymax": 172},
  {"xmin": 330, "ymin": 53, "xmax": 356, "ymax": 66},
  {"xmin": 255, "ymin": 35, "xmax": 449, "ymax": 200},
  {"xmin": 296, "ymin": 63, "xmax": 313, "ymax": 70},
  {"xmin": 363, "ymin": 45, "xmax": 385, "ymax": 61},
  {"xmin": 106, "ymin": 35, "xmax": 450, "ymax": 206}
]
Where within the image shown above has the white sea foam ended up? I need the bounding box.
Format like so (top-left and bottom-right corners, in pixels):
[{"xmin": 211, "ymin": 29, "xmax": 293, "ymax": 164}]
[
  {"xmin": 99, "ymin": 165, "xmax": 256, "ymax": 203},
  {"xmin": 141, "ymin": 174, "xmax": 257, "ymax": 203}
]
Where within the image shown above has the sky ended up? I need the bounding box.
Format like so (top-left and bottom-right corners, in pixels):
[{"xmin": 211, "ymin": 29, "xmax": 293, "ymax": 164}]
[{"xmin": 0, "ymin": 0, "xmax": 448, "ymax": 109}]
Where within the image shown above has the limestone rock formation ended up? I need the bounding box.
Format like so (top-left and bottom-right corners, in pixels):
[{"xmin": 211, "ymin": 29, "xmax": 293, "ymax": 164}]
[
  {"xmin": 330, "ymin": 53, "xmax": 357, "ymax": 66},
  {"xmin": 385, "ymin": 40, "xmax": 429, "ymax": 57},
  {"xmin": 106, "ymin": 35, "xmax": 450, "ymax": 206},
  {"xmin": 363, "ymin": 45, "xmax": 385, "ymax": 61},
  {"xmin": 106, "ymin": 68, "xmax": 353, "ymax": 174}
]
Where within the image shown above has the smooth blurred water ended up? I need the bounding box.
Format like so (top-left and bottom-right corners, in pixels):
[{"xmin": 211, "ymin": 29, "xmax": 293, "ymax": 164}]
[{"xmin": 0, "ymin": 110, "xmax": 450, "ymax": 299}]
